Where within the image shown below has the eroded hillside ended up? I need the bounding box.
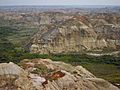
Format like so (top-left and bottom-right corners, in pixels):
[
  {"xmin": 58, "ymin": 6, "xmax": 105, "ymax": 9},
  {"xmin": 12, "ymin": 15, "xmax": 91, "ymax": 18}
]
[
  {"xmin": 30, "ymin": 13, "xmax": 120, "ymax": 54},
  {"xmin": 0, "ymin": 7, "xmax": 120, "ymax": 54},
  {"xmin": 0, "ymin": 59, "xmax": 119, "ymax": 90}
]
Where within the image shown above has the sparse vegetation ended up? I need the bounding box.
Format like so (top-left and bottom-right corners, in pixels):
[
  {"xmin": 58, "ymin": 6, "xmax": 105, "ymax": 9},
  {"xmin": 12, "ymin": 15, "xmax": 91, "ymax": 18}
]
[
  {"xmin": 0, "ymin": 20, "xmax": 119, "ymax": 87},
  {"xmin": 0, "ymin": 39, "xmax": 120, "ymax": 86},
  {"xmin": 32, "ymin": 64, "xmax": 52, "ymax": 75}
]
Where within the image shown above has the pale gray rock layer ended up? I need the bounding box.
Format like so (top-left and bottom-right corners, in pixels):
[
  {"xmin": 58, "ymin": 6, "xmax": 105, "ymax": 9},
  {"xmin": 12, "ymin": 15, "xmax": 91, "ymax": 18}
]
[{"xmin": 0, "ymin": 59, "xmax": 119, "ymax": 90}]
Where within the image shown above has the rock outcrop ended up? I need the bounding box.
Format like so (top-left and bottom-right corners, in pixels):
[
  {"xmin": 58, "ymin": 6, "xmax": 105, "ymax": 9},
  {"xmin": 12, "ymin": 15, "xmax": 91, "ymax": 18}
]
[
  {"xmin": 0, "ymin": 62, "xmax": 35, "ymax": 90},
  {"xmin": 29, "ymin": 13, "xmax": 120, "ymax": 54},
  {"xmin": 0, "ymin": 59, "xmax": 119, "ymax": 90},
  {"xmin": 29, "ymin": 16, "xmax": 107, "ymax": 54},
  {"xmin": 0, "ymin": 8, "xmax": 119, "ymax": 54}
]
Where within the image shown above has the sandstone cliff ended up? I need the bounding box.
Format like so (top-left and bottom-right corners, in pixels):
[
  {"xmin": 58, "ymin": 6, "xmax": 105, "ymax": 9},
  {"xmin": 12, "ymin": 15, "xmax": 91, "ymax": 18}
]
[{"xmin": 0, "ymin": 59, "xmax": 119, "ymax": 90}]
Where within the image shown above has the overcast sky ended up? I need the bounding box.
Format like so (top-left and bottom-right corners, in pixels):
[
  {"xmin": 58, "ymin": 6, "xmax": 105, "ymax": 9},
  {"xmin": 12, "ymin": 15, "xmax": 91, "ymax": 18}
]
[{"xmin": 0, "ymin": 0, "xmax": 120, "ymax": 6}]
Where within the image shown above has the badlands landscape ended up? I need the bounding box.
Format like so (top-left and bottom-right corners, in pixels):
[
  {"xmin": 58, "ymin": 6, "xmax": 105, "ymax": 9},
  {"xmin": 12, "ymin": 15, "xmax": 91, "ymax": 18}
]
[{"xmin": 0, "ymin": 6, "xmax": 120, "ymax": 90}]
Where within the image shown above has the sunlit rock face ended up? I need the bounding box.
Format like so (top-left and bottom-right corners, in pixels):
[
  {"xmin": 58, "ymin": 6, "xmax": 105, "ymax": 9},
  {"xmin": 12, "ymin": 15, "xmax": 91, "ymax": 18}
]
[
  {"xmin": 29, "ymin": 13, "xmax": 120, "ymax": 54},
  {"xmin": 0, "ymin": 59, "xmax": 119, "ymax": 90},
  {"xmin": 30, "ymin": 16, "xmax": 108, "ymax": 54},
  {"xmin": 0, "ymin": 62, "xmax": 35, "ymax": 90},
  {"xmin": 0, "ymin": 9, "xmax": 119, "ymax": 54}
]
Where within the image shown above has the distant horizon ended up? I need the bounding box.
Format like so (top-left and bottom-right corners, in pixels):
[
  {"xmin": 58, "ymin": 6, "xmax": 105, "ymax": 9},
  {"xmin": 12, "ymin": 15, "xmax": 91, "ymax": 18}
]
[
  {"xmin": 0, "ymin": 5, "xmax": 120, "ymax": 7},
  {"xmin": 0, "ymin": 0, "xmax": 120, "ymax": 6}
]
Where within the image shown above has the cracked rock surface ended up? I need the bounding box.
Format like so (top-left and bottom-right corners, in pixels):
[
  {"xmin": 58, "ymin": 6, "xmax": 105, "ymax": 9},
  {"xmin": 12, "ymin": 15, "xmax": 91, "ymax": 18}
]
[{"xmin": 0, "ymin": 59, "xmax": 119, "ymax": 90}]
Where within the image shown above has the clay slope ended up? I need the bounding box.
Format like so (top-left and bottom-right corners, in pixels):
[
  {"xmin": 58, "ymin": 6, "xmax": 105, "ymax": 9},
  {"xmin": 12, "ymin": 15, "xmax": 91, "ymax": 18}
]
[
  {"xmin": 30, "ymin": 17, "xmax": 109, "ymax": 54},
  {"xmin": 29, "ymin": 13, "xmax": 120, "ymax": 54},
  {"xmin": 0, "ymin": 59, "xmax": 119, "ymax": 90}
]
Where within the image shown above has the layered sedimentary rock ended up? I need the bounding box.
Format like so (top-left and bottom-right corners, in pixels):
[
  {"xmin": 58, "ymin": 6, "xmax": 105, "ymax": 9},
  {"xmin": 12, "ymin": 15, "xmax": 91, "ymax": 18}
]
[
  {"xmin": 0, "ymin": 59, "xmax": 119, "ymax": 90},
  {"xmin": 29, "ymin": 13, "xmax": 120, "ymax": 54},
  {"xmin": 0, "ymin": 8, "xmax": 119, "ymax": 54},
  {"xmin": 30, "ymin": 16, "xmax": 108, "ymax": 54}
]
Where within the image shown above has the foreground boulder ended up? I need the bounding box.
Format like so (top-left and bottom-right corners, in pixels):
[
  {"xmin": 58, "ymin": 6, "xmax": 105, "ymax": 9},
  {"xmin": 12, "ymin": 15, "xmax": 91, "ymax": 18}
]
[
  {"xmin": 0, "ymin": 62, "xmax": 35, "ymax": 90},
  {"xmin": 0, "ymin": 59, "xmax": 119, "ymax": 90}
]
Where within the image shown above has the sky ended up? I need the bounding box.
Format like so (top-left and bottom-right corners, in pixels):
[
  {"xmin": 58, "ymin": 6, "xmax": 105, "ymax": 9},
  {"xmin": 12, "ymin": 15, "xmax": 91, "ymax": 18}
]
[{"xmin": 0, "ymin": 0, "xmax": 120, "ymax": 6}]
